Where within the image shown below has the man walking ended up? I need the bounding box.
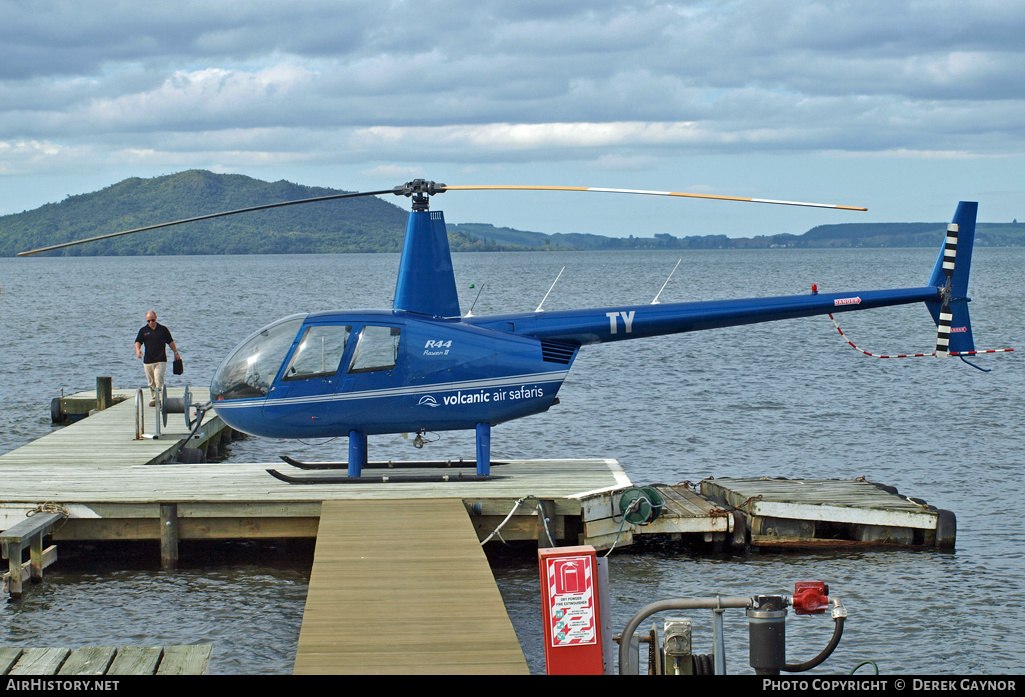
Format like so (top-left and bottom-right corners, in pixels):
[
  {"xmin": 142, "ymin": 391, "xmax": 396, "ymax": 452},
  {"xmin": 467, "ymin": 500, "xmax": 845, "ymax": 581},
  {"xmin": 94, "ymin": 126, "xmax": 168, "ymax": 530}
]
[{"xmin": 135, "ymin": 311, "xmax": 180, "ymax": 406}]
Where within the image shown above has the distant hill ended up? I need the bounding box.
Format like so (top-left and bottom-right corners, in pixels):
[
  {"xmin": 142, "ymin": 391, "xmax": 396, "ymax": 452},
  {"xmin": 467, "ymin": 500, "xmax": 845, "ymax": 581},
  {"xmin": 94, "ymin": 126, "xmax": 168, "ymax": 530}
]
[
  {"xmin": 3, "ymin": 170, "xmax": 1023, "ymax": 256},
  {"xmin": 448, "ymin": 220, "xmax": 1025, "ymax": 250}
]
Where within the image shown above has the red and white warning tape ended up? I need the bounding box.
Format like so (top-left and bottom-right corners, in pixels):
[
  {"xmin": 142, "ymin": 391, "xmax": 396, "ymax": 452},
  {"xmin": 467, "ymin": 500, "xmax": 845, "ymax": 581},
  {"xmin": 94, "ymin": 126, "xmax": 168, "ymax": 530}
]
[{"xmin": 828, "ymin": 314, "xmax": 1014, "ymax": 358}]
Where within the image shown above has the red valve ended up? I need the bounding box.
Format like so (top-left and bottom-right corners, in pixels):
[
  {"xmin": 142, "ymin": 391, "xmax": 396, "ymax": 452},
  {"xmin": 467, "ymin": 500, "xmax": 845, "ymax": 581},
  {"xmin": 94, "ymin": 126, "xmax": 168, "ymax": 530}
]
[{"xmin": 792, "ymin": 581, "xmax": 830, "ymax": 615}]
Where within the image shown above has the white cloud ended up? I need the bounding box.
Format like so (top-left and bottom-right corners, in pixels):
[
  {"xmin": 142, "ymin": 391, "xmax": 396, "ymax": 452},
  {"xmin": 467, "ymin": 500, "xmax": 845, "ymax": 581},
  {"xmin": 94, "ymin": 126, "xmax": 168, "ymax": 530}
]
[{"xmin": 0, "ymin": 0, "xmax": 1023, "ymax": 227}]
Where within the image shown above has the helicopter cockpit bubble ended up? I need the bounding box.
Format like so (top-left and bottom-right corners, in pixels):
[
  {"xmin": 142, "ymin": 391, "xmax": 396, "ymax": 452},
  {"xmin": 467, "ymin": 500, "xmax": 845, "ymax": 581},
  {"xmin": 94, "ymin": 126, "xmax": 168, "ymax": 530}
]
[{"xmin": 211, "ymin": 314, "xmax": 306, "ymax": 401}]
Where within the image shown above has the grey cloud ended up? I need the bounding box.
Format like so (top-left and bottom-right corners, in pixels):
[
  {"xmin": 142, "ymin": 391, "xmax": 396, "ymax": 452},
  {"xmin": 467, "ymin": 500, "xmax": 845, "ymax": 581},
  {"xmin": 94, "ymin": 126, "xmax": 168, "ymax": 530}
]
[{"xmin": 0, "ymin": 0, "xmax": 1022, "ymax": 170}]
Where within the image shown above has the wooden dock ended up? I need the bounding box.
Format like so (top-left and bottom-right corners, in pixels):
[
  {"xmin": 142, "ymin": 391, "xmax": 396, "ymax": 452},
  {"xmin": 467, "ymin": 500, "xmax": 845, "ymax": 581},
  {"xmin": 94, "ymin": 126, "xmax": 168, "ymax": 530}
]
[
  {"xmin": 0, "ymin": 387, "xmax": 739, "ymax": 554},
  {"xmin": 701, "ymin": 477, "xmax": 955, "ymax": 548},
  {"xmin": 294, "ymin": 499, "xmax": 528, "ymax": 674},
  {"xmin": 0, "ymin": 645, "xmax": 212, "ymax": 675},
  {"xmin": 0, "ymin": 389, "xmax": 952, "ymax": 554},
  {"xmin": 0, "ymin": 391, "xmax": 958, "ymax": 673}
]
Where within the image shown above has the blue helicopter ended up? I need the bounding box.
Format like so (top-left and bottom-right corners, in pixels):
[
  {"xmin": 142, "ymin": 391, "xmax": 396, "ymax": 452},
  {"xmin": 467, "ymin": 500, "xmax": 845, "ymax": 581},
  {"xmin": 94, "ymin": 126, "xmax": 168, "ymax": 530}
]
[{"xmin": 20, "ymin": 180, "xmax": 998, "ymax": 482}]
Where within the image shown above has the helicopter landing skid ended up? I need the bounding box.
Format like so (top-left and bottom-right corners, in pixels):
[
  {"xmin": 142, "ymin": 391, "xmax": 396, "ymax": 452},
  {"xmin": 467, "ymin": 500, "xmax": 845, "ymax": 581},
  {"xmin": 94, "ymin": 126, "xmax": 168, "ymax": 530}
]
[
  {"xmin": 279, "ymin": 455, "xmax": 509, "ymax": 470},
  {"xmin": 266, "ymin": 468, "xmax": 504, "ymax": 484}
]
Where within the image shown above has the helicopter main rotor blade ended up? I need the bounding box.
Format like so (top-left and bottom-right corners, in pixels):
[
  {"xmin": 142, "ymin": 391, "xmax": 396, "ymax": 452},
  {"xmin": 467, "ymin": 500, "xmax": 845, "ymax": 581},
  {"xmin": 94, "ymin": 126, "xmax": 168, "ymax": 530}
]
[
  {"xmin": 17, "ymin": 177, "xmax": 863, "ymax": 257},
  {"xmin": 17, "ymin": 188, "xmax": 399, "ymax": 256},
  {"xmin": 438, "ymin": 185, "xmax": 867, "ymax": 211}
]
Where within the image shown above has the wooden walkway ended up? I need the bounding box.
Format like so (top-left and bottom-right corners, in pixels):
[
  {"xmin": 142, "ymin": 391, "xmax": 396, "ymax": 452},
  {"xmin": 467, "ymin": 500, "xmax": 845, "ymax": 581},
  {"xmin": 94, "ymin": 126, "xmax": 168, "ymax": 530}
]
[
  {"xmin": 293, "ymin": 499, "xmax": 528, "ymax": 675},
  {"xmin": 1, "ymin": 387, "xmax": 231, "ymax": 470},
  {"xmin": 1, "ymin": 645, "xmax": 212, "ymax": 675}
]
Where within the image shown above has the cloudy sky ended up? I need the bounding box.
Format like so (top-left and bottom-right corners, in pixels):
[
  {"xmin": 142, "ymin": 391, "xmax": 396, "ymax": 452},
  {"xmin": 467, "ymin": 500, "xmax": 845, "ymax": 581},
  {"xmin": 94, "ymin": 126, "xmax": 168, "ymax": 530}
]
[{"xmin": 2, "ymin": 0, "xmax": 1023, "ymax": 237}]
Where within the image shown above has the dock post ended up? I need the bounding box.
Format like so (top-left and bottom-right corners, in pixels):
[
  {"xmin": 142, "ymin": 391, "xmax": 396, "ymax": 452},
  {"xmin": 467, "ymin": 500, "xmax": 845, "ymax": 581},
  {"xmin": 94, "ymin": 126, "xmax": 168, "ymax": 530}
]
[
  {"xmin": 96, "ymin": 376, "xmax": 113, "ymax": 411},
  {"xmin": 348, "ymin": 431, "xmax": 366, "ymax": 477},
  {"xmin": 4, "ymin": 540, "xmax": 24, "ymax": 598},
  {"xmin": 29, "ymin": 532, "xmax": 45, "ymax": 582},
  {"xmin": 159, "ymin": 504, "xmax": 179, "ymax": 570},
  {"xmin": 475, "ymin": 422, "xmax": 491, "ymax": 476}
]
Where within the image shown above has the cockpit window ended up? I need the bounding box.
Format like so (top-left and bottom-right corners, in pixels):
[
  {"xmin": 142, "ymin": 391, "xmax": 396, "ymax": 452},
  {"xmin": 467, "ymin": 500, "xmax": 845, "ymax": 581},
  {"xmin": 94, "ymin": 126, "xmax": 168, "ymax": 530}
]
[
  {"xmin": 283, "ymin": 325, "xmax": 352, "ymax": 380},
  {"xmin": 211, "ymin": 315, "xmax": 305, "ymax": 400},
  {"xmin": 348, "ymin": 325, "xmax": 401, "ymax": 373}
]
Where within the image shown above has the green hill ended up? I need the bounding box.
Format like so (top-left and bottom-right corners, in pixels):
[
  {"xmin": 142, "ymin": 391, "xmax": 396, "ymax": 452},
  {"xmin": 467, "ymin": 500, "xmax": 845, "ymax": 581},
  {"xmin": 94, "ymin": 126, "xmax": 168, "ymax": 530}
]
[
  {"xmin": 449, "ymin": 220, "xmax": 1025, "ymax": 250},
  {"xmin": 3, "ymin": 170, "xmax": 1024, "ymax": 256},
  {"xmin": 1, "ymin": 170, "xmax": 413, "ymax": 256}
]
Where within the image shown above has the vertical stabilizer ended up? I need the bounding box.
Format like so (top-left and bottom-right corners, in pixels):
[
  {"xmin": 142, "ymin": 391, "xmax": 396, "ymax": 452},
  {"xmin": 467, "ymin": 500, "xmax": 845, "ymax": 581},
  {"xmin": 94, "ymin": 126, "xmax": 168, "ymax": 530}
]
[
  {"xmin": 927, "ymin": 202, "xmax": 977, "ymax": 355},
  {"xmin": 393, "ymin": 210, "xmax": 461, "ymax": 317}
]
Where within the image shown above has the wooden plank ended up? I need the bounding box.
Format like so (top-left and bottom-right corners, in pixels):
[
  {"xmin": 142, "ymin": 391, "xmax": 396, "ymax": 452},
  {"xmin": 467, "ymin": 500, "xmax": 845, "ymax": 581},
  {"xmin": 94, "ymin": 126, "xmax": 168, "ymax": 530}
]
[
  {"xmin": 701, "ymin": 478, "xmax": 938, "ymax": 529},
  {"xmin": 748, "ymin": 499, "xmax": 936, "ymax": 528},
  {"xmin": 642, "ymin": 512, "xmax": 731, "ymax": 535},
  {"xmin": 472, "ymin": 514, "xmax": 565, "ymax": 542},
  {"xmin": 156, "ymin": 645, "xmax": 212, "ymax": 675},
  {"xmin": 0, "ymin": 513, "xmax": 63, "ymax": 542},
  {"xmin": 293, "ymin": 498, "xmax": 529, "ymax": 675},
  {"xmin": 8, "ymin": 648, "xmax": 70, "ymax": 675},
  {"xmin": 106, "ymin": 647, "xmax": 163, "ymax": 675},
  {"xmin": 58, "ymin": 647, "xmax": 117, "ymax": 675},
  {"xmin": 580, "ymin": 528, "xmax": 633, "ymax": 550},
  {"xmin": 0, "ymin": 648, "xmax": 23, "ymax": 675}
]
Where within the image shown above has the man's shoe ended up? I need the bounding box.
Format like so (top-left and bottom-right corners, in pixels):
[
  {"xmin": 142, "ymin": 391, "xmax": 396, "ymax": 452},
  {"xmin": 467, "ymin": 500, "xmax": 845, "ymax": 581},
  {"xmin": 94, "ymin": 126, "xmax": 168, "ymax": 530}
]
[{"xmin": 149, "ymin": 400, "xmax": 156, "ymax": 406}]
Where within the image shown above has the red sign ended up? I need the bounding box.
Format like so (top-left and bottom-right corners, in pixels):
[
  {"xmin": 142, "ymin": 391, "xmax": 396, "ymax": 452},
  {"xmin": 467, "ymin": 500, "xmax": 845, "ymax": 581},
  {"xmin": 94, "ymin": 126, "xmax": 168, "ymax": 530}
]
[{"xmin": 539, "ymin": 546, "xmax": 604, "ymax": 674}]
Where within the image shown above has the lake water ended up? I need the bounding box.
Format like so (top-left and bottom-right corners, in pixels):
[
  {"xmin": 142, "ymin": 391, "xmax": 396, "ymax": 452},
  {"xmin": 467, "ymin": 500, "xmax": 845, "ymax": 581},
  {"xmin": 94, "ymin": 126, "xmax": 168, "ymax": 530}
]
[{"xmin": 0, "ymin": 246, "xmax": 1021, "ymax": 674}]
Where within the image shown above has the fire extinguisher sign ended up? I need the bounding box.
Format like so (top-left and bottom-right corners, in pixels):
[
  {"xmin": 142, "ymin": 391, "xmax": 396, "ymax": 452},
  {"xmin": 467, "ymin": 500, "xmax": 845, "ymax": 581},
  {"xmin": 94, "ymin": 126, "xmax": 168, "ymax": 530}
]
[{"xmin": 545, "ymin": 555, "xmax": 597, "ymax": 646}]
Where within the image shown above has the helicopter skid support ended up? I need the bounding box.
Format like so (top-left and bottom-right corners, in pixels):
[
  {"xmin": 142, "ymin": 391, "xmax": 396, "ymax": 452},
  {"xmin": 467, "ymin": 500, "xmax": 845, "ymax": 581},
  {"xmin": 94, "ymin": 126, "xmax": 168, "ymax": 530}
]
[
  {"xmin": 279, "ymin": 455, "xmax": 509, "ymax": 470},
  {"xmin": 266, "ymin": 469, "xmax": 505, "ymax": 484},
  {"xmin": 340, "ymin": 423, "xmax": 495, "ymax": 477}
]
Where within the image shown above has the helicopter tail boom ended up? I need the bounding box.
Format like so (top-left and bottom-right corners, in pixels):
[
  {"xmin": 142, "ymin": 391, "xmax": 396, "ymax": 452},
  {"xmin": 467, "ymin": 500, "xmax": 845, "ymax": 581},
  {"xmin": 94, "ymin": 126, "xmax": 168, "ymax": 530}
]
[
  {"xmin": 468, "ymin": 202, "xmax": 984, "ymax": 356},
  {"xmin": 468, "ymin": 286, "xmax": 941, "ymax": 346}
]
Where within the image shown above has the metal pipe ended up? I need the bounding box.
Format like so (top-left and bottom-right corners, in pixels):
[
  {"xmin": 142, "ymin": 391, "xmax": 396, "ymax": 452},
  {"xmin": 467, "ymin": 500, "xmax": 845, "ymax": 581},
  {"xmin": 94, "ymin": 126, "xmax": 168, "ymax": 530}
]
[
  {"xmin": 154, "ymin": 389, "xmax": 162, "ymax": 439},
  {"xmin": 782, "ymin": 598, "xmax": 847, "ymax": 673},
  {"xmin": 618, "ymin": 596, "xmax": 753, "ymax": 675},
  {"xmin": 713, "ymin": 603, "xmax": 727, "ymax": 675},
  {"xmin": 135, "ymin": 389, "xmax": 145, "ymax": 439}
]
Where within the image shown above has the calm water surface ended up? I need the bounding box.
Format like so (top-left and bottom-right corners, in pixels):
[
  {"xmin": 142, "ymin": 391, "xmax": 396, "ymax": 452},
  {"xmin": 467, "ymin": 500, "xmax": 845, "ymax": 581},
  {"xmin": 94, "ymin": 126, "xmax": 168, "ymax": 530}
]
[{"xmin": 0, "ymin": 247, "xmax": 1021, "ymax": 674}]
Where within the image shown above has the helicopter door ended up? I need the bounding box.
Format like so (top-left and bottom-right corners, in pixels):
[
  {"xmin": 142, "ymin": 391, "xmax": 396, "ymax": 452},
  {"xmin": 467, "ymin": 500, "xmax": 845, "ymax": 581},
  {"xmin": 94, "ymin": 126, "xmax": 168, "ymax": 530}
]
[
  {"xmin": 338, "ymin": 323, "xmax": 405, "ymax": 432},
  {"xmin": 281, "ymin": 324, "xmax": 352, "ymax": 385},
  {"xmin": 263, "ymin": 323, "xmax": 352, "ymax": 414}
]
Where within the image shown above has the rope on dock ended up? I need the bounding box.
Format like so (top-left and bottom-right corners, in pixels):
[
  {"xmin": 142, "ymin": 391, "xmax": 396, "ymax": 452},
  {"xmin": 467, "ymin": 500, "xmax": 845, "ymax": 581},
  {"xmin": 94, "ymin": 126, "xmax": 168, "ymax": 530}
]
[
  {"xmin": 603, "ymin": 493, "xmax": 659, "ymax": 556},
  {"xmin": 479, "ymin": 495, "xmax": 554, "ymax": 546},
  {"xmin": 26, "ymin": 502, "xmax": 70, "ymax": 533}
]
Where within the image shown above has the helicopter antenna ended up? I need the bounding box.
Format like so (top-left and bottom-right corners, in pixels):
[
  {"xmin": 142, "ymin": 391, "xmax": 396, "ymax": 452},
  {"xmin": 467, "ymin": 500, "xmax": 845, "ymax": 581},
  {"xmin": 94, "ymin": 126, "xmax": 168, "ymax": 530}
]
[
  {"xmin": 465, "ymin": 283, "xmax": 485, "ymax": 317},
  {"xmin": 535, "ymin": 266, "xmax": 565, "ymax": 312},
  {"xmin": 651, "ymin": 259, "xmax": 682, "ymax": 304}
]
